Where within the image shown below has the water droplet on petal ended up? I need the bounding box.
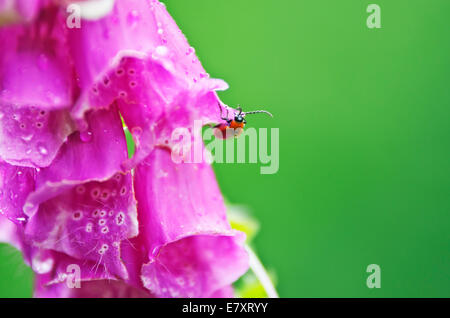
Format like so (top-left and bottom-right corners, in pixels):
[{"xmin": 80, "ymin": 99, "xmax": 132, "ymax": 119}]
[
  {"xmin": 21, "ymin": 134, "xmax": 33, "ymax": 142},
  {"xmin": 127, "ymin": 10, "xmax": 140, "ymax": 27},
  {"xmin": 16, "ymin": 217, "xmax": 26, "ymax": 223},
  {"xmin": 37, "ymin": 144, "xmax": 48, "ymax": 155},
  {"xmin": 155, "ymin": 45, "xmax": 168, "ymax": 56},
  {"xmin": 32, "ymin": 256, "xmax": 54, "ymax": 274},
  {"xmin": 80, "ymin": 131, "xmax": 93, "ymax": 142},
  {"xmin": 186, "ymin": 47, "xmax": 195, "ymax": 55}
]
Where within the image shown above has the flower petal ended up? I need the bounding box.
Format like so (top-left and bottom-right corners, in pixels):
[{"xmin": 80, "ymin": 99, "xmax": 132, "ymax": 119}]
[
  {"xmin": 0, "ymin": 7, "xmax": 76, "ymax": 167},
  {"xmin": 25, "ymin": 170, "xmax": 138, "ymax": 279},
  {"xmin": 67, "ymin": 0, "xmax": 228, "ymax": 167},
  {"xmin": 210, "ymin": 285, "xmax": 235, "ymax": 298},
  {"xmin": 133, "ymin": 147, "xmax": 248, "ymax": 297},
  {"xmin": 0, "ymin": 216, "xmax": 139, "ymax": 298},
  {"xmin": 35, "ymin": 276, "xmax": 151, "ymax": 298},
  {"xmin": 141, "ymin": 234, "xmax": 247, "ymax": 298},
  {"xmin": 0, "ymin": 105, "xmax": 75, "ymax": 168},
  {"xmin": 24, "ymin": 107, "xmax": 128, "ymax": 216},
  {"xmin": 68, "ymin": 0, "xmax": 209, "ymax": 115},
  {"xmin": 0, "ymin": 213, "xmax": 22, "ymax": 248},
  {"xmin": 0, "ymin": 160, "xmax": 35, "ymax": 224}
]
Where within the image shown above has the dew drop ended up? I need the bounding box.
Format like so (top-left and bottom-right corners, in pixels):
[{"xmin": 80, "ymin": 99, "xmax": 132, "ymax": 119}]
[
  {"xmin": 32, "ymin": 256, "xmax": 53, "ymax": 274},
  {"xmin": 16, "ymin": 217, "xmax": 27, "ymax": 224},
  {"xmin": 155, "ymin": 45, "xmax": 168, "ymax": 56},
  {"xmin": 127, "ymin": 10, "xmax": 140, "ymax": 26},
  {"xmin": 185, "ymin": 47, "xmax": 195, "ymax": 55},
  {"xmin": 37, "ymin": 144, "xmax": 48, "ymax": 155},
  {"xmin": 80, "ymin": 131, "xmax": 93, "ymax": 142},
  {"xmin": 21, "ymin": 134, "xmax": 33, "ymax": 142}
]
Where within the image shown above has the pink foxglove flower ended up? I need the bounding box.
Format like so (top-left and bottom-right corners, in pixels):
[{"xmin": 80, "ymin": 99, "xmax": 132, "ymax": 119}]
[{"xmin": 0, "ymin": 0, "xmax": 249, "ymax": 298}]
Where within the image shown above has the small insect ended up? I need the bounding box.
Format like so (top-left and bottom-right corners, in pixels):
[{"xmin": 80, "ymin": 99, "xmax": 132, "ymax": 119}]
[{"xmin": 214, "ymin": 103, "xmax": 273, "ymax": 139}]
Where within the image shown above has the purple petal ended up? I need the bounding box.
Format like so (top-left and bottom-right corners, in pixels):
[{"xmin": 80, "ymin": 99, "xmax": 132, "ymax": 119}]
[
  {"xmin": 0, "ymin": 160, "xmax": 35, "ymax": 224},
  {"xmin": 31, "ymin": 244, "xmax": 150, "ymax": 298},
  {"xmin": 141, "ymin": 235, "xmax": 247, "ymax": 298},
  {"xmin": 68, "ymin": 0, "xmax": 208, "ymax": 114},
  {"xmin": 67, "ymin": 0, "xmax": 228, "ymax": 167},
  {"xmin": 25, "ymin": 171, "xmax": 138, "ymax": 279},
  {"xmin": 0, "ymin": 105, "xmax": 75, "ymax": 168},
  {"xmin": 0, "ymin": 7, "xmax": 76, "ymax": 167},
  {"xmin": 0, "ymin": 213, "xmax": 46, "ymax": 271},
  {"xmin": 0, "ymin": 28, "xmax": 74, "ymax": 109},
  {"xmin": 35, "ymin": 275, "xmax": 151, "ymax": 298},
  {"xmin": 0, "ymin": 221, "xmax": 138, "ymax": 298},
  {"xmin": 133, "ymin": 147, "xmax": 249, "ymax": 297},
  {"xmin": 210, "ymin": 285, "xmax": 235, "ymax": 298},
  {"xmin": 24, "ymin": 108, "xmax": 128, "ymax": 216},
  {"xmin": 0, "ymin": 213, "xmax": 22, "ymax": 248}
]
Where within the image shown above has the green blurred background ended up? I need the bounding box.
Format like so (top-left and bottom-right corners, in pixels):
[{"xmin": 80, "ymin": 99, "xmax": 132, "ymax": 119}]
[{"xmin": 1, "ymin": 0, "xmax": 449, "ymax": 297}]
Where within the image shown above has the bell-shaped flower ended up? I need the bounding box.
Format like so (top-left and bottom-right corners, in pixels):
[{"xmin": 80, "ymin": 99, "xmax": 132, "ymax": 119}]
[{"xmin": 0, "ymin": 0, "xmax": 250, "ymax": 298}]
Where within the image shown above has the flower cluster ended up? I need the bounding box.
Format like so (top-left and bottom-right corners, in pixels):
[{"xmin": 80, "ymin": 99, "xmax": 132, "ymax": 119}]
[{"xmin": 0, "ymin": 0, "xmax": 249, "ymax": 297}]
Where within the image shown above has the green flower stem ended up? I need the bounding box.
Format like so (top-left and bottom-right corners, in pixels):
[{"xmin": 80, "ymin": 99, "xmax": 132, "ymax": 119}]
[{"xmin": 245, "ymin": 245, "xmax": 279, "ymax": 298}]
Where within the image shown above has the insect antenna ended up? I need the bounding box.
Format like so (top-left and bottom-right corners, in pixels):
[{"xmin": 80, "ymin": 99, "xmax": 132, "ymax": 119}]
[{"xmin": 242, "ymin": 110, "xmax": 273, "ymax": 118}]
